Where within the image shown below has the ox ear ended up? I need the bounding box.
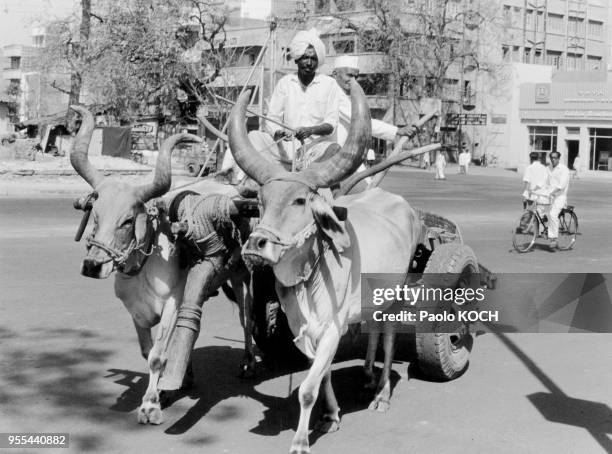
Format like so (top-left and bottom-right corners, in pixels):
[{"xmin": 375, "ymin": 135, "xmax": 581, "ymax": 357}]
[
  {"xmin": 310, "ymin": 195, "xmax": 350, "ymax": 251},
  {"xmin": 135, "ymin": 213, "xmax": 148, "ymax": 244}
]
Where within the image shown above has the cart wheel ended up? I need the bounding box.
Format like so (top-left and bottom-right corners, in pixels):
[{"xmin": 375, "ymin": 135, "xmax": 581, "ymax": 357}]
[
  {"xmin": 416, "ymin": 243, "xmax": 478, "ymax": 381},
  {"xmin": 251, "ymin": 266, "xmax": 303, "ymax": 360},
  {"xmin": 512, "ymin": 211, "xmax": 538, "ymax": 253}
]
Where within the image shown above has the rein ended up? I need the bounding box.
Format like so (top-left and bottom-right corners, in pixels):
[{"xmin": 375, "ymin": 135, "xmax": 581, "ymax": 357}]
[{"xmin": 85, "ymin": 204, "xmax": 159, "ymax": 276}]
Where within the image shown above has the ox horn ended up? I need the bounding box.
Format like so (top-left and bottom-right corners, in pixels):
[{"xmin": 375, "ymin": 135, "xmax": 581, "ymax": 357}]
[
  {"xmin": 136, "ymin": 133, "xmax": 202, "ymax": 202},
  {"xmin": 228, "ymin": 90, "xmax": 286, "ymax": 185},
  {"xmin": 300, "ymin": 79, "xmax": 371, "ymax": 188},
  {"xmin": 69, "ymin": 105, "xmax": 104, "ymax": 189}
]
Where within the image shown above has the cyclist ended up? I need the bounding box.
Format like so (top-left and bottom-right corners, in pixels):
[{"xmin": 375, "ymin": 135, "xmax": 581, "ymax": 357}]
[
  {"xmin": 522, "ymin": 151, "xmax": 548, "ymax": 209},
  {"xmin": 544, "ymin": 150, "xmax": 570, "ymax": 250}
]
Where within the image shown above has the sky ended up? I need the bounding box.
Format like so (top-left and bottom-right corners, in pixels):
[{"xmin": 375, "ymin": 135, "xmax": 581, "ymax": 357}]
[
  {"xmin": 0, "ymin": 0, "xmax": 275, "ymax": 48},
  {"xmin": 0, "ymin": 0, "xmax": 76, "ymax": 47}
]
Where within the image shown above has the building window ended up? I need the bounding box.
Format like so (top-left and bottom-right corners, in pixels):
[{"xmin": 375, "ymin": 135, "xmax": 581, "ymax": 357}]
[
  {"xmin": 502, "ymin": 45, "xmax": 510, "ymax": 60},
  {"xmin": 568, "ymin": 17, "xmax": 585, "ymax": 36},
  {"xmin": 567, "ymin": 53, "xmax": 583, "ymax": 71},
  {"xmin": 545, "ymin": 50, "xmax": 562, "ymax": 68},
  {"xmin": 587, "ymin": 55, "xmax": 602, "ymax": 70},
  {"xmin": 547, "ymin": 13, "xmax": 564, "ymax": 33},
  {"xmin": 10, "ymin": 56, "xmax": 21, "ymax": 70},
  {"xmin": 334, "ymin": 0, "xmax": 356, "ymax": 11},
  {"xmin": 588, "ymin": 20, "xmax": 603, "ymax": 38},
  {"xmin": 529, "ymin": 126, "xmax": 557, "ymax": 163},
  {"xmin": 523, "ymin": 47, "xmax": 531, "ymax": 63},
  {"xmin": 589, "ymin": 128, "xmax": 612, "ymax": 171},
  {"xmin": 33, "ymin": 35, "xmax": 44, "ymax": 47}
]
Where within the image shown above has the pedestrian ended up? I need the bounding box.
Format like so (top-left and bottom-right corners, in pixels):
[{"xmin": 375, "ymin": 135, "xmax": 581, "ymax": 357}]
[
  {"xmin": 434, "ymin": 150, "xmax": 446, "ymax": 180},
  {"xmin": 572, "ymin": 154, "xmax": 581, "ymax": 179}
]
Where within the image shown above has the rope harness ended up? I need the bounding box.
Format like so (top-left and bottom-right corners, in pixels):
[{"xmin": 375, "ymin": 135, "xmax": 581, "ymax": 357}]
[{"xmin": 85, "ymin": 203, "xmax": 158, "ymax": 276}]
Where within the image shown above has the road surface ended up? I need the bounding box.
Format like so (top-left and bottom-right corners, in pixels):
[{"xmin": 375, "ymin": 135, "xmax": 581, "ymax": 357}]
[{"xmin": 1, "ymin": 169, "xmax": 611, "ymax": 453}]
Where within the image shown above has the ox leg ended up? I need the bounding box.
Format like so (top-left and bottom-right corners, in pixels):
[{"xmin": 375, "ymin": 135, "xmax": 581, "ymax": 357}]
[
  {"xmin": 290, "ymin": 327, "xmax": 340, "ymax": 454},
  {"xmin": 313, "ymin": 371, "xmax": 340, "ymax": 434},
  {"xmin": 363, "ymin": 330, "xmax": 380, "ymax": 390},
  {"xmin": 230, "ymin": 270, "xmax": 256, "ymax": 378},
  {"xmin": 133, "ymin": 321, "xmax": 153, "ymax": 360},
  {"xmin": 368, "ymin": 323, "xmax": 395, "ymax": 413},
  {"xmin": 137, "ymin": 298, "xmax": 179, "ymax": 425}
]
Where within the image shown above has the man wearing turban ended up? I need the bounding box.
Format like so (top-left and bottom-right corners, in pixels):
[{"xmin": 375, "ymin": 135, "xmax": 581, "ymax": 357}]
[{"xmin": 246, "ymin": 28, "xmax": 340, "ymax": 173}]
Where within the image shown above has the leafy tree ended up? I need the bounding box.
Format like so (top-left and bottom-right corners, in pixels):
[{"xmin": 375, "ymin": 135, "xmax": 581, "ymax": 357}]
[
  {"xmin": 325, "ymin": 0, "xmax": 508, "ymax": 150},
  {"xmin": 37, "ymin": 0, "xmax": 244, "ymax": 122}
]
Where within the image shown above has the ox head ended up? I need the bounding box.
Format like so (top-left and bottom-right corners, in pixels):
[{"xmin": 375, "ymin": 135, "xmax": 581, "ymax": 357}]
[
  {"xmin": 229, "ymin": 80, "xmax": 371, "ymax": 270},
  {"xmin": 70, "ymin": 105, "xmax": 201, "ymax": 279}
]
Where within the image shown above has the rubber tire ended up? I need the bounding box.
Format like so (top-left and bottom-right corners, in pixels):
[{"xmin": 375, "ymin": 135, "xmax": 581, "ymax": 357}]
[
  {"xmin": 416, "ymin": 243, "xmax": 478, "ymax": 381},
  {"xmin": 557, "ymin": 210, "xmax": 578, "ymax": 251},
  {"xmin": 512, "ymin": 211, "xmax": 538, "ymax": 253}
]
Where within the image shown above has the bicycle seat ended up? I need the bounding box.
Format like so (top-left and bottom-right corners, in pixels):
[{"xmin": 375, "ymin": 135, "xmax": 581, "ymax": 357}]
[{"xmin": 564, "ymin": 205, "xmax": 574, "ymax": 212}]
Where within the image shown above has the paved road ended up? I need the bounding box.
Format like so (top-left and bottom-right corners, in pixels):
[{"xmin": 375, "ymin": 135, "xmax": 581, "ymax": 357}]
[{"xmin": 1, "ymin": 170, "xmax": 612, "ymax": 454}]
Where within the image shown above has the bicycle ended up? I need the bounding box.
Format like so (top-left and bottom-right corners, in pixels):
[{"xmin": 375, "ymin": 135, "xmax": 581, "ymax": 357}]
[{"xmin": 512, "ymin": 199, "xmax": 578, "ymax": 253}]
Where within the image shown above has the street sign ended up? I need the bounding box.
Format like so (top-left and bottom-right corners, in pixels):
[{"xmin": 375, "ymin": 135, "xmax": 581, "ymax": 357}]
[{"xmin": 446, "ymin": 113, "xmax": 487, "ymax": 126}]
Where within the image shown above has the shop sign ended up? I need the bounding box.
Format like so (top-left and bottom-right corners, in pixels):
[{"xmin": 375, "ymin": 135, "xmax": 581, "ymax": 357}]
[{"xmin": 446, "ymin": 113, "xmax": 487, "ymax": 126}]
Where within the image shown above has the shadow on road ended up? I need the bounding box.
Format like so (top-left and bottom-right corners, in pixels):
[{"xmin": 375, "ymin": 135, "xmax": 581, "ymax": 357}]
[
  {"xmin": 0, "ymin": 326, "xmax": 118, "ymax": 451},
  {"xmin": 495, "ymin": 332, "xmax": 612, "ymax": 453}
]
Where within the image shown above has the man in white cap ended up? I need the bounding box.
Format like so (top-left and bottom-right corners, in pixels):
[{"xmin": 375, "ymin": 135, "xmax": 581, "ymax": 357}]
[
  {"xmin": 331, "ymin": 55, "xmax": 418, "ymax": 181},
  {"xmin": 246, "ymin": 28, "xmax": 340, "ymax": 173}
]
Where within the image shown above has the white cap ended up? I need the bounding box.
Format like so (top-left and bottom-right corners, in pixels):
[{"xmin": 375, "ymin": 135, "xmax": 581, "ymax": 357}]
[{"xmin": 334, "ymin": 55, "xmax": 359, "ymax": 70}]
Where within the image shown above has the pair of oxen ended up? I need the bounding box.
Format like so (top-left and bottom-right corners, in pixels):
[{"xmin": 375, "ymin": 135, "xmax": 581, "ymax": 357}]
[{"xmin": 72, "ymin": 80, "xmax": 420, "ymax": 454}]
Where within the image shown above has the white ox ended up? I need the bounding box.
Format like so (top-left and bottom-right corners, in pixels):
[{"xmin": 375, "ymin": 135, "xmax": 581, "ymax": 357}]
[
  {"xmin": 228, "ymin": 81, "xmax": 421, "ymax": 454},
  {"xmin": 69, "ymin": 106, "xmax": 254, "ymax": 425}
]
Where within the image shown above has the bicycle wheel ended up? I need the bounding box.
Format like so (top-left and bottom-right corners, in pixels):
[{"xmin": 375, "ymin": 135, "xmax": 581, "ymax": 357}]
[
  {"xmin": 557, "ymin": 210, "xmax": 578, "ymax": 250},
  {"xmin": 512, "ymin": 211, "xmax": 538, "ymax": 253}
]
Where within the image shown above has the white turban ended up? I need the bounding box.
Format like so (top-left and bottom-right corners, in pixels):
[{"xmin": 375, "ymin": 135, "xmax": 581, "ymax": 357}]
[{"xmin": 289, "ymin": 28, "xmax": 326, "ymax": 66}]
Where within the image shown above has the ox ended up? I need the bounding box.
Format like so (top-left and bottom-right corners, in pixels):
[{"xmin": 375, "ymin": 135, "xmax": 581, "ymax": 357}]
[
  {"xmin": 69, "ymin": 106, "xmax": 255, "ymax": 425},
  {"xmin": 229, "ymin": 80, "xmax": 421, "ymax": 454}
]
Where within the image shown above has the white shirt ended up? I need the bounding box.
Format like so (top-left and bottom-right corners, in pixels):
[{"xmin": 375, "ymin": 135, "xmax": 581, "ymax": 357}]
[
  {"xmin": 337, "ymin": 90, "xmax": 397, "ymax": 146},
  {"xmin": 265, "ymin": 73, "xmax": 340, "ymax": 144},
  {"xmin": 522, "ymin": 161, "xmax": 548, "ymax": 200},
  {"xmin": 548, "ymin": 163, "xmax": 570, "ymax": 199}
]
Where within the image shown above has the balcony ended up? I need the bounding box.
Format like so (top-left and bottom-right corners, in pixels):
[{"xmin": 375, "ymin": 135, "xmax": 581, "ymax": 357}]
[{"xmin": 2, "ymin": 69, "xmax": 22, "ymax": 80}]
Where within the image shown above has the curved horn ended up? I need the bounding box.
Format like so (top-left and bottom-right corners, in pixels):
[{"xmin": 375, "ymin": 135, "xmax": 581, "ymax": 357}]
[
  {"xmin": 136, "ymin": 133, "xmax": 201, "ymax": 202},
  {"xmin": 228, "ymin": 90, "xmax": 286, "ymax": 185},
  {"xmin": 196, "ymin": 110, "xmax": 228, "ymax": 142},
  {"xmin": 300, "ymin": 79, "xmax": 371, "ymax": 188},
  {"xmin": 69, "ymin": 105, "xmax": 103, "ymax": 188}
]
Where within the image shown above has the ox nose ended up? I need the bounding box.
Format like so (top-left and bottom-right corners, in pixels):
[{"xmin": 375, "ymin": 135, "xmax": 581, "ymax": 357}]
[
  {"xmin": 247, "ymin": 234, "xmax": 268, "ymax": 251},
  {"xmin": 82, "ymin": 258, "xmax": 103, "ymax": 278}
]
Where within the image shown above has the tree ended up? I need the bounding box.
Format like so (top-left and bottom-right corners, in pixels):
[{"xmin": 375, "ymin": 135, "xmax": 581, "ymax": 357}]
[
  {"xmin": 36, "ymin": 0, "xmax": 247, "ymax": 122},
  {"xmin": 327, "ymin": 0, "xmax": 508, "ymax": 151}
]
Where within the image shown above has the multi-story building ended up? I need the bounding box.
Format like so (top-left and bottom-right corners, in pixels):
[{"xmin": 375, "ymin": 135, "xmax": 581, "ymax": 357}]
[
  {"xmin": 1, "ymin": 26, "xmax": 68, "ymax": 127},
  {"xmin": 500, "ymin": 0, "xmax": 608, "ymax": 72}
]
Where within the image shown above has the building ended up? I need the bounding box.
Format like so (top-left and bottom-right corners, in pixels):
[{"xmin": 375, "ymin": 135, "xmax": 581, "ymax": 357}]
[
  {"xmin": 1, "ymin": 26, "xmax": 69, "ymax": 128},
  {"xmin": 500, "ymin": 0, "xmax": 608, "ymax": 72}
]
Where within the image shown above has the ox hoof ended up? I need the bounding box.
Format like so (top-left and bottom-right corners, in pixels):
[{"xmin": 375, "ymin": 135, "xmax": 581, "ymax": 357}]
[
  {"xmin": 313, "ymin": 414, "xmax": 340, "ymax": 433},
  {"xmin": 137, "ymin": 403, "xmax": 164, "ymax": 425},
  {"xmin": 368, "ymin": 398, "xmax": 390, "ymax": 413},
  {"xmin": 289, "ymin": 442, "xmax": 310, "ymax": 454}
]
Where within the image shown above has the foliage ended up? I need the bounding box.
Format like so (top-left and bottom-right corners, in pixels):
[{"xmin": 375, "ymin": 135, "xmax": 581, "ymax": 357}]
[
  {"xmin": 336, "ymin": 0, "xmax": 507, "ymax": 101},
  {"xmin": 36, "ymin": 0, "xmax": 244, "ymax": 121}
]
